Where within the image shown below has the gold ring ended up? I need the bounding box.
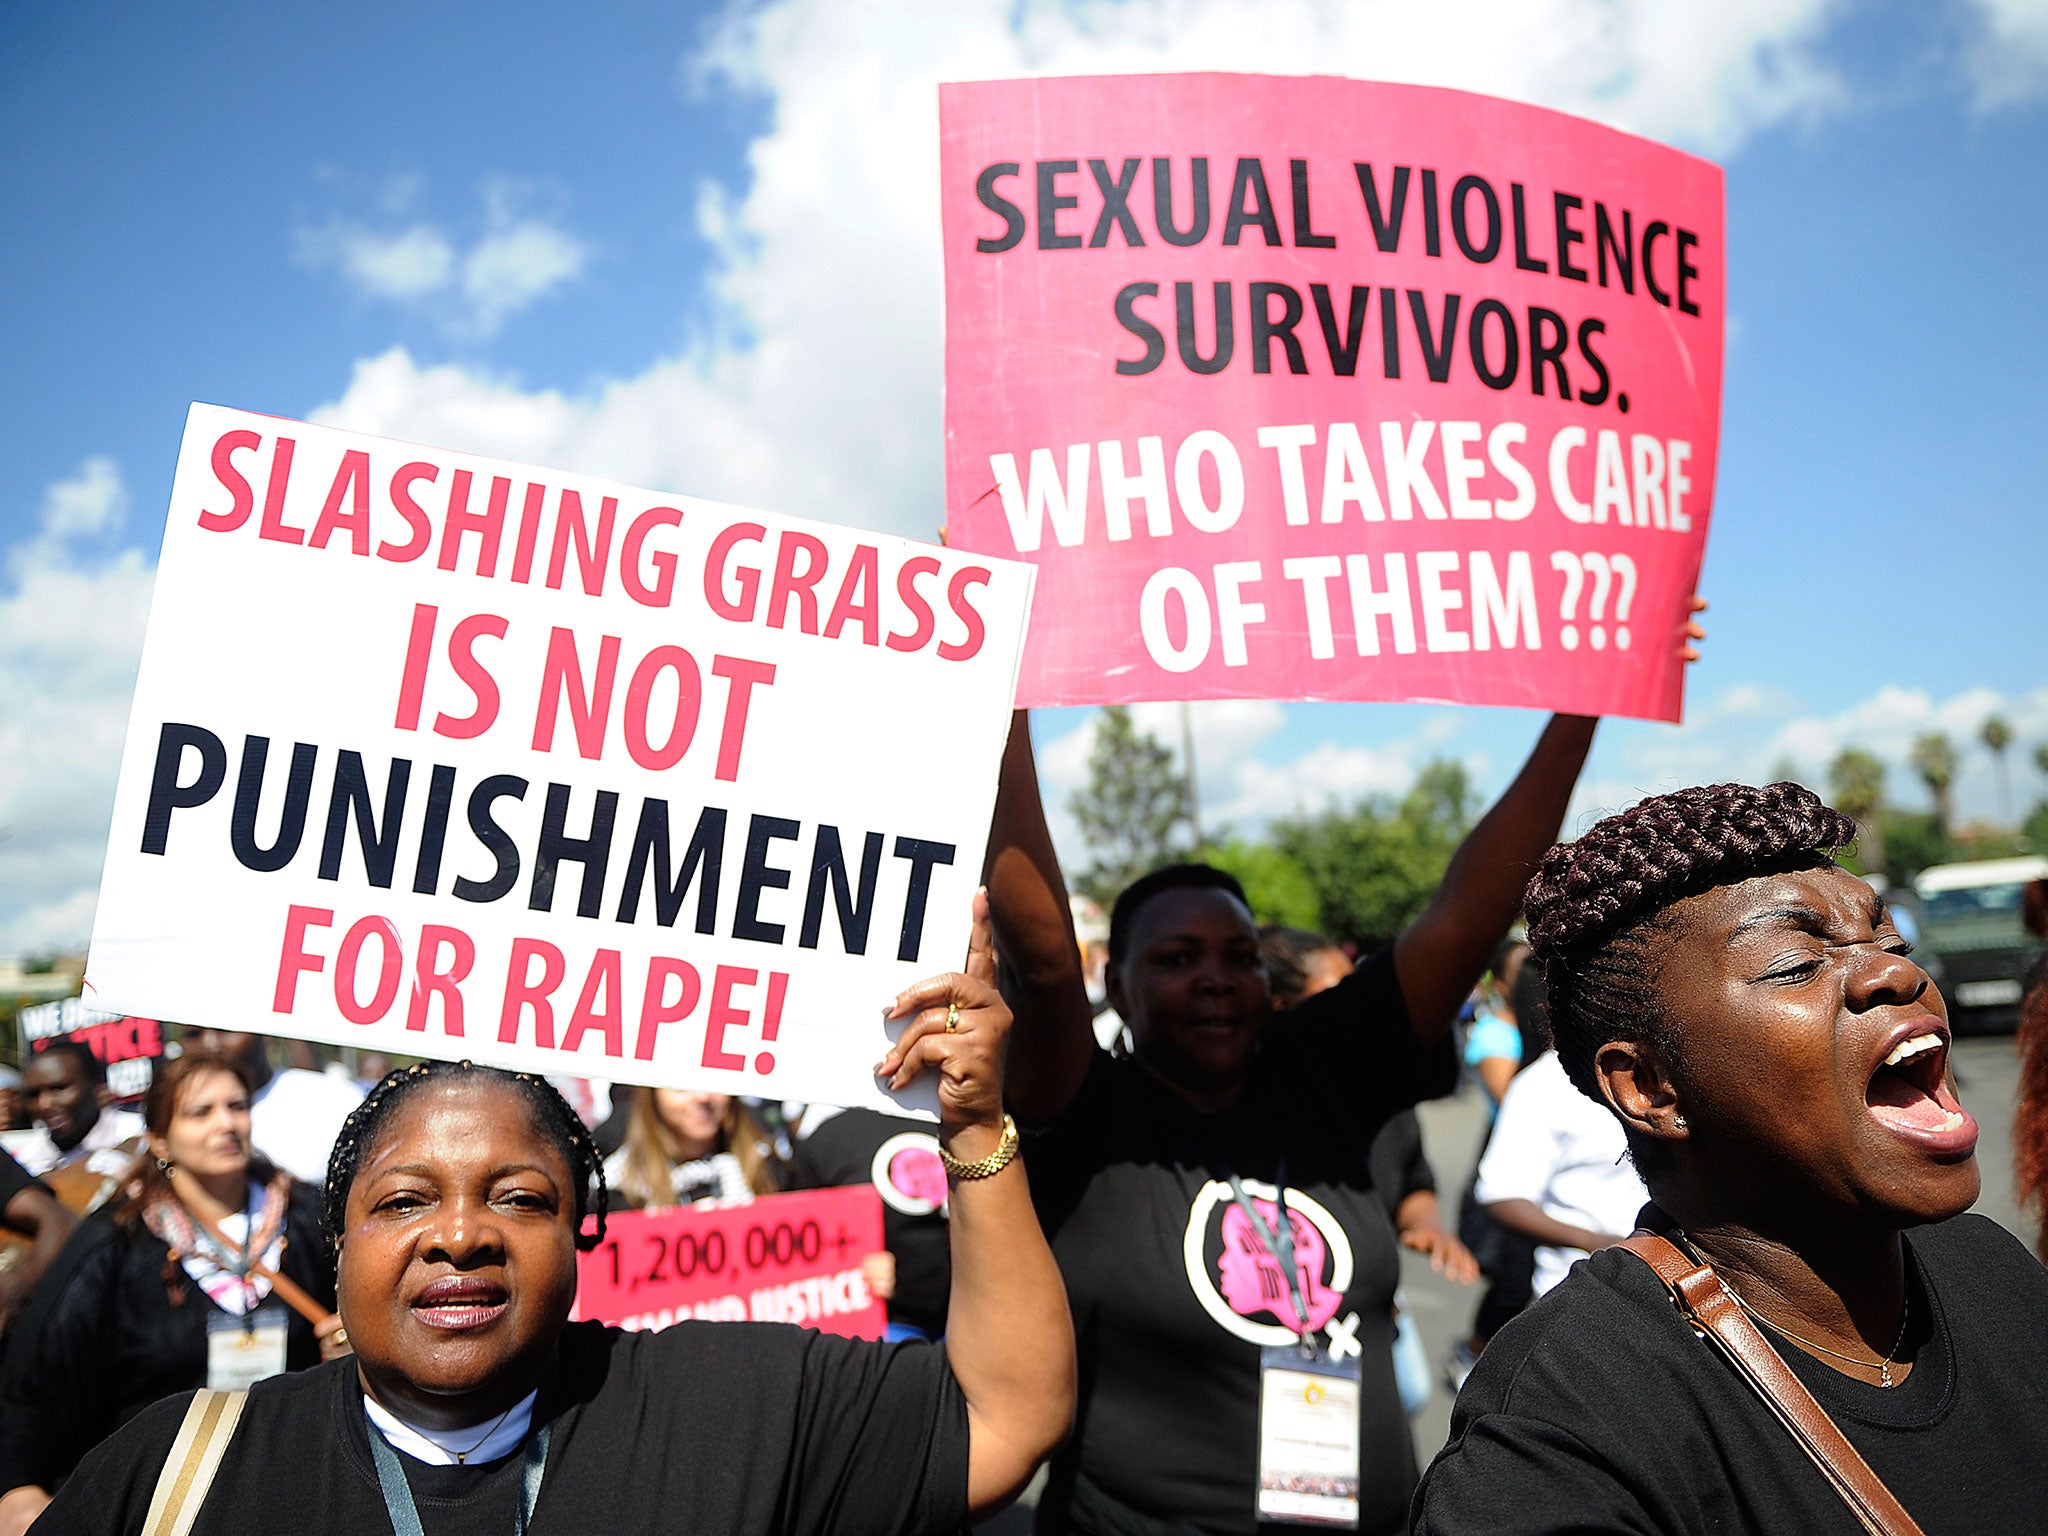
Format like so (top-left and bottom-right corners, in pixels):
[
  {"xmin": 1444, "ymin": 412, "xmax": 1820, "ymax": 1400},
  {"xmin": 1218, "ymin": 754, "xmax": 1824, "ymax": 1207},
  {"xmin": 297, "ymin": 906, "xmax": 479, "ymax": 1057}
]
[
  {"xmin": 332, "ymin": 1326, "xmax": 349, "ymax": 1347},
  {"xmin": 945, "ymin": 1001, "xmax": 961, "ymax": 1033}
]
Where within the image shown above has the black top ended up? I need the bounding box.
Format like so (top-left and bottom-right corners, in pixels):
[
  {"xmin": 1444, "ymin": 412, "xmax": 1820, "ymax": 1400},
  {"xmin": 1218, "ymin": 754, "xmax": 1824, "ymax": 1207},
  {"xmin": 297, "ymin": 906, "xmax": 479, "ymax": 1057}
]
[
  {"xmin": 1366, "ymin": 1110, "xmax": 1433, "ymax": 1221},
  {"xmin": 0, "ymin": 1181, "xmax": 335, "ymax": 1492},
  {"xmin": 0, "ymin": 1148, "xmax": 48, "ymax": 1216},
  {"xmin": 1413, "ymin": 1211, "xmax": 2048, "ymax": 1535},
  {"xmin": 1026, "ymin": 948, "xmax": 1456, "ymax": 1536},
  {"xmin": 791, "ymin": 1108, "xmax": 952, "ymax": 1337},
  {"xmin": 35, "ymin": 1317, "xmax": 970, "ymax": 1536}
]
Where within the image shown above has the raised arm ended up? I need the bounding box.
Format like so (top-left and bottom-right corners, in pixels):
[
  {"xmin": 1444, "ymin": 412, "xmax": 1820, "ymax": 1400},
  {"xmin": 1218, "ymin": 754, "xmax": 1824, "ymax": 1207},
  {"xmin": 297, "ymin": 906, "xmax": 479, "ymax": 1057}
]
[
  {"xmin": 881, "ymin": 889, "xmax": 1076, "ymax": 1519},
  {"xmin": 1392, "ymin": 714, "xmax": 1596, "ymax": 1043},
  {"xmin": 982, "ymin": 709, "xmax": 1096, "ymax": 1123}
]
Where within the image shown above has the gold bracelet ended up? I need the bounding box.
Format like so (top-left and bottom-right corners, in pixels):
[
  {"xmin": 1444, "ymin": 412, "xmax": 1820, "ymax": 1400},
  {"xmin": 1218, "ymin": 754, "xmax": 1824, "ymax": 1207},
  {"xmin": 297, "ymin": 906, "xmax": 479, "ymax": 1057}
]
[{"xmin": 938, "ymin": 1115, "xmax": 1020, "ymax": 1180}]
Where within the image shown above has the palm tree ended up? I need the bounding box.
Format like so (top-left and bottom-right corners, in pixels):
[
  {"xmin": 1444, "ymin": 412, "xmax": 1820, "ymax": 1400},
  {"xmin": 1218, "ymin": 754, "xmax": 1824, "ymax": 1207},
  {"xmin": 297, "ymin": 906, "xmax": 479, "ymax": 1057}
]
[
  {"xmin": 1980, "ymin": 715, "xmax": 2014, "ymax": 825},
  {"xmin": 1829, "ymin": 747, "xmax": 1886, "ymax": 873},
  {"xmin": 1909, "ymin": 732, "xmax": 1958, "ymax": 839}
]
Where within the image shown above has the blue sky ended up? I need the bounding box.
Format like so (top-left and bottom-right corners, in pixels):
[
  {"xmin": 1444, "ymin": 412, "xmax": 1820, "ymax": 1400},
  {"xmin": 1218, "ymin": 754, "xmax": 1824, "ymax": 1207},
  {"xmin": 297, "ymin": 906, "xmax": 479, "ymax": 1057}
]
[{"xmin": 3, "ymin": 0, "xmax": 2045, "ymax": 953}]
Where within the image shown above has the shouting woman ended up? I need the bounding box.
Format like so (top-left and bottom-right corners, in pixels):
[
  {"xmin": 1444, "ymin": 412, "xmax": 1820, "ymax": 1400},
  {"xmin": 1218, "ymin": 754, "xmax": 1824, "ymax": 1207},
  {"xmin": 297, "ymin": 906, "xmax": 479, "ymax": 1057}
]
[{"xmin": 1415, "ymin": 781, "xmax": 2048, "ymax": 1534}]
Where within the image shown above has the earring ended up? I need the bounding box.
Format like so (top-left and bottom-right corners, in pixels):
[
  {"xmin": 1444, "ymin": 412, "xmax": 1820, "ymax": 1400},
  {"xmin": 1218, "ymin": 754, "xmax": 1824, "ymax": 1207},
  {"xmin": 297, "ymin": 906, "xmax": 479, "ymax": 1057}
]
[
  {"xmin": 1673, "ymin": 1116, "xmax": 1689, "ymax": 1131},
  {"xmin": 155, "ymin": 1156, "xmax": 175, "ymax": 1173}
]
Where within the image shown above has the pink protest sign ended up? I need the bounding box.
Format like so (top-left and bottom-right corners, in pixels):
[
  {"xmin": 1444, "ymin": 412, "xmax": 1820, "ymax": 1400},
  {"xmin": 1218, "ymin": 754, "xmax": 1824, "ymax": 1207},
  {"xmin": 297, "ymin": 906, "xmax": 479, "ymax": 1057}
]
[
  {"xmin": 574, "ymin": 1186, "xmax": 887, "ymax": 1338},
  {"xmin": 940, "ymin": 74, "xmax": 1723, "ymax": 721}
]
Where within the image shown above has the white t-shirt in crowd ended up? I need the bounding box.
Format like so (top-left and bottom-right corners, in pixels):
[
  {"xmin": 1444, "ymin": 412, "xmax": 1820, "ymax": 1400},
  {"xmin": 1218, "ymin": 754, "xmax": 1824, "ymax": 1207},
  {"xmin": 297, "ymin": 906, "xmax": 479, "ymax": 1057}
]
[
  {"xmin": 249, "ymin": 1067, "xmax": 365, "ymax": 1184},
  {"xmin": 3, "ymin": 1105, "xmax": 146, "ymax": 1178},
  {"xmin": 1474, "ymin": 1050, "xmax": 1648, "ymax": 1298}
]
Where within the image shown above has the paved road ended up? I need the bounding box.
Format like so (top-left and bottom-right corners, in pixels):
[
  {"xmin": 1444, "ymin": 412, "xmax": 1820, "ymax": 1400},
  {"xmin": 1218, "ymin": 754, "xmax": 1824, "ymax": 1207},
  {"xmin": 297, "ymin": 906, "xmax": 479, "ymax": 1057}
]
[{"xmin": 1399, "ymin": 1034, "xmax": 2033, "ymax": 1467}]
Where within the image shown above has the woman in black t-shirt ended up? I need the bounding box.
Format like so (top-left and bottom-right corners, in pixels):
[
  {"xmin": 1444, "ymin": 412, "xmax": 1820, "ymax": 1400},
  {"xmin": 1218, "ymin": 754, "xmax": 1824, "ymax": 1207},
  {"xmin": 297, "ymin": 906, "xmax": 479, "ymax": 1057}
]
[
  {"xmin": 985, "ymin": 711, "xmax": 1607, "ymax": 1535},
  {"xmin": 32, "ymin": 895, "xmax": 1075, "ymax": 1536},
  {"xmin": 1415, "ymin": 781, "xmax": 2048, "ymax": 1535}
]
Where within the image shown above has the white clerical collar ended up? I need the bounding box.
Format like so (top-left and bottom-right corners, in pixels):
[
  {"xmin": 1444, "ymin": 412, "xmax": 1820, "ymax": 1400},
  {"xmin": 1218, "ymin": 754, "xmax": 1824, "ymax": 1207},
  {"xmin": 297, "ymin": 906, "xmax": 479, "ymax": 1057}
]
[{"xmin": 363, "ymin": 1390, "xmax": 536, "ymax": 1467}]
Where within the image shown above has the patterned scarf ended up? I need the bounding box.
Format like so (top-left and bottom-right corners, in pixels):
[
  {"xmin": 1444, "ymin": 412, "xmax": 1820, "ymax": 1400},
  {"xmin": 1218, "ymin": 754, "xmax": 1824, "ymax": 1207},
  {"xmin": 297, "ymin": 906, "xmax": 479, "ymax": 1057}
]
[{"xmin": 143, "ymin": 1171, "xmax": 292, "ymax": 1316}]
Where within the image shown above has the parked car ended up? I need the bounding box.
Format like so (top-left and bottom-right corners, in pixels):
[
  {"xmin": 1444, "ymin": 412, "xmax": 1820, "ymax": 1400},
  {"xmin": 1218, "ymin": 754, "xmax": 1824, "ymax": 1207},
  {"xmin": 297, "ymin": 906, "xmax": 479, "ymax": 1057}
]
[{"xmin": 1913, "ymin": 856, "xmax": 2048, "ymax": 1032}]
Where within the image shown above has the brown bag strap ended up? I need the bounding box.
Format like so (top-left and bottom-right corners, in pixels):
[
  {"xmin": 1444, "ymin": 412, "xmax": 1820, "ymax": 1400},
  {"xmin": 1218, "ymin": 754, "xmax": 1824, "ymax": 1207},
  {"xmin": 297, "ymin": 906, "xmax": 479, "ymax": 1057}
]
[{"xmin": 1619, "ymin": 1233, "xmax": 1925, "ymax": 1536}]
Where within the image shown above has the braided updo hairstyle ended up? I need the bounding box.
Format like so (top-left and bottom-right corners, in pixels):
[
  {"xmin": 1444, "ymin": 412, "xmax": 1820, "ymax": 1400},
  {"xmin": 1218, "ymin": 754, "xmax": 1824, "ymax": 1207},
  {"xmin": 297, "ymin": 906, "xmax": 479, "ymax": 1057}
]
[
  {"xmin": 322, "ymin": 1060, "xmax": 609, "ymax": 1254},
  {"xmin": 1524, "ymin": 781, "xmax": 1857, "ymax": 1112}
]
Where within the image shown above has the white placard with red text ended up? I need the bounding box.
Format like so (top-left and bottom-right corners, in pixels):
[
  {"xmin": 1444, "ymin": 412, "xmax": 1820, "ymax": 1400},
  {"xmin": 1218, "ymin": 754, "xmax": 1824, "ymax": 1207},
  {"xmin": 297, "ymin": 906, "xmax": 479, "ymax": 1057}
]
[{"xmin": 86, "ymin": 404, "xmax": 1034, "ymax": 1114}]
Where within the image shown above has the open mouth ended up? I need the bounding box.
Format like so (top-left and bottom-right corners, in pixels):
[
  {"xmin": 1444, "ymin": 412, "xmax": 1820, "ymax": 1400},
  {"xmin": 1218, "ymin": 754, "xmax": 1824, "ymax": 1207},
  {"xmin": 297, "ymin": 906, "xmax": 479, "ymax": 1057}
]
[
  {"xmin": 1865, "ymin": 1024, "xmax": 1978, "ymax": 1156},
  {"xmin": 410, "ymin": 1276, "xmax": 511, "ymax": 1331}
]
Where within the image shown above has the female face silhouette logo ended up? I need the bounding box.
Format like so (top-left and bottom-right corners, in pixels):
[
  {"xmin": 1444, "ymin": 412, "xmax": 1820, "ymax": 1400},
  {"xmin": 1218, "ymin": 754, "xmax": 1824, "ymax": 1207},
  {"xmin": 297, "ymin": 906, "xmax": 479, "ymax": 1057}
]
[
  {"xmin": 1181, "ymin": 1180, "xmax": 1354, "ymax": 1346},
  {"xmin": 1217, "ymin": 1198, "xmax": 1343, "ymax": 1333}
]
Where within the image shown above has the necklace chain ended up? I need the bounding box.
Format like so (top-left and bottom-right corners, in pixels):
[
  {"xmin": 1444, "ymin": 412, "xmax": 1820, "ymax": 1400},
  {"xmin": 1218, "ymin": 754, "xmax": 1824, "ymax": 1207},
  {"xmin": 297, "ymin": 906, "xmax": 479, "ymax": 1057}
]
[
  {"xmin": 451, "ymin": 1400, "xmax": 519, "ymax": 1464},
  {"xmin": 1676, "ymin": 1231, "xmax": 1911, "ymax": 1388},
  {"xmin": 1725, "ymin": 1286, "xmax": 1910, "ymax": 1388}
]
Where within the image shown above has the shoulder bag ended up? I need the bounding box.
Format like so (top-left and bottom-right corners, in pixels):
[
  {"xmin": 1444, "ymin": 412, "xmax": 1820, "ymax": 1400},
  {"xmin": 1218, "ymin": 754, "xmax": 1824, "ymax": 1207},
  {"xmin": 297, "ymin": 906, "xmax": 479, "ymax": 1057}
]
[
  {"xmin": 142, "ymin": 1388, "xmax": 248, "ymax": 1536},
  {"xmin": 1619, "ymin": 1232, "xmax": 1923, "ymax": 1536}
]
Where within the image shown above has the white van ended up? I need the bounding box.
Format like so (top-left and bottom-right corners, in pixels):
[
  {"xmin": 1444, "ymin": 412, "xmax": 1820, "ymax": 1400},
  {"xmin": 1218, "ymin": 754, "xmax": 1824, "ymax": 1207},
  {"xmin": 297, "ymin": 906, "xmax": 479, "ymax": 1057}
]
[{"xmin": 1913, "ymin": 855, "xmax": 2048, "ymax": 1023}]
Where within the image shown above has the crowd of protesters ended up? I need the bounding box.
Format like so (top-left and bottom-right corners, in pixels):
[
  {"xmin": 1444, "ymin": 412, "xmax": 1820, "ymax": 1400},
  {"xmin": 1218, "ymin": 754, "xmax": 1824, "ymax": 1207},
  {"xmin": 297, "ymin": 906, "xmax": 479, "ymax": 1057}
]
[{"xmin": 3, "ymin": 681, "xmax": 2046, "ymax": 1533}]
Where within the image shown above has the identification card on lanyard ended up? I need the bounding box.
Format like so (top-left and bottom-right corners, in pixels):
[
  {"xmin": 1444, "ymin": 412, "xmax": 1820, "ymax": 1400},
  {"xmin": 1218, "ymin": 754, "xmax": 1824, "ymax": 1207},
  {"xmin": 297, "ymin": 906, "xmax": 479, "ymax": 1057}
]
[
  {"xmin": 207, "ymin": 1301, "xmax": 289, "ymax": 1392},
  {"xmin": 1258, "ymin": 1341, "xmax": 1363, "ymax": 1528},
  {"xmin": 1223, "ymin": 1168, "xmax": 1362, "ymax": 1528}
]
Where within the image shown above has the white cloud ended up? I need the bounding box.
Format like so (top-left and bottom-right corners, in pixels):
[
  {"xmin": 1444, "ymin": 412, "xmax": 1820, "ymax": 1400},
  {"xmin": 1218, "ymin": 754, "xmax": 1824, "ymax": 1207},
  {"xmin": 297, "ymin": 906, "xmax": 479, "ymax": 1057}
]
[
  {"xmin": 11, "ymin": 456, "xmax": 128, "ymax": 572},
  {"xmin": 297, "ymin": 180, "xmax": 588, "ymax": 338},
  {"xmin": 463, "ymin": 221, "xmax": 587, "ymax": 334},
  {"xmin": 1964, "ymin": 0, "xmax": 2048, "ymax": 107},
  {"xmin": 1568, "ymin": 680, "xmax": 2048, "ymax": 831},
  {"xmin": 0, "ymin": 460, "xmax": 154, "ymax": 958},
  {"xmin": 331, "ymin": 224, "xmax": 457, "ymax": 301}
]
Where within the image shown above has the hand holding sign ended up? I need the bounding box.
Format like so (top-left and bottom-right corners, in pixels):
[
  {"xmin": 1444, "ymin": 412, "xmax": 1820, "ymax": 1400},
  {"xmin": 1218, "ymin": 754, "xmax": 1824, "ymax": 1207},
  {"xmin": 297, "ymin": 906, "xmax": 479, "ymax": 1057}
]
[{"xmin": 878, "ymin": 887, "xmax": 1009, "ymax": 1151}]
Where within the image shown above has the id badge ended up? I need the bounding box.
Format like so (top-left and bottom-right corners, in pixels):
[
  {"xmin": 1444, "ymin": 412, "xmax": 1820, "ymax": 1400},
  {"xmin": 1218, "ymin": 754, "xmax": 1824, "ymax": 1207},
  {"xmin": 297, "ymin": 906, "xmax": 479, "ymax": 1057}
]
[
  {"xmin": 1257, "ymin": 1341, "xmax": 1362, "ymax": 1528},
  {"xmin": 206, "ymin": 1302, "xmax": 289, "ymax": 1392}
]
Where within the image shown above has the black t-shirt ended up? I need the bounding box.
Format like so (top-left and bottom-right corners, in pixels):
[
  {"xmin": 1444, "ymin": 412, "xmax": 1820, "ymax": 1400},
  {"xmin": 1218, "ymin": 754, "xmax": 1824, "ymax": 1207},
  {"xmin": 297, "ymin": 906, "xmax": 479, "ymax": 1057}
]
[
  {"xmin": 791, "ymin": 1108, "xmax": 952, "ymax": 1338},
  {"xmin": 1366, "ymin": 1110, "xmax": 1433, "ymax": 1222},
  {"xmin": 36, "ymin": 1317, "xmax": 970, "ymax": 1536},
  {"xmin": 1413, "ymin": 1211, "xmax": 2048, "ymax": 1534},
  {"xmin": 0, "ymin": 1147, "xmax": 48, "ymax": 1217},
  {"xmin": 0, "ymin": 1182, "xmax": 335, "ymax": 1492},
  {"xmin": 1027, "ymin": 948, "xmax": 1456, "ymax": 1536}
]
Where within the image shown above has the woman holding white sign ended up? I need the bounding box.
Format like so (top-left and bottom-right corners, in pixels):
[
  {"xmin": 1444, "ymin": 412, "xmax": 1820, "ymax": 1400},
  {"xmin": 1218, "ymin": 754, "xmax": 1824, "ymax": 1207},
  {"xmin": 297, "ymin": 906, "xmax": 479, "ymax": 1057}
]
[
  {"xmin": 985, "ymin": 706, "xmax": 1647, "ymax": 1536},
  {"xmin": 30, "ymin": 892, "xmax": 1075, "ymax": 1536}
]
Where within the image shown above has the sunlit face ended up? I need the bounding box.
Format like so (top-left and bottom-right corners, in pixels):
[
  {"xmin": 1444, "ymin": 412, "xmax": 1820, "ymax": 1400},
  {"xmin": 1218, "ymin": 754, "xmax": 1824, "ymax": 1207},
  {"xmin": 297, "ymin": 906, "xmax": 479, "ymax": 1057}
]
[
  {"xmin": 154, "ymin": 1068, "xmax": 251, "ymax": 1181},
  {"xmin": 1112, "ymin": 886, "xmax": 1269, "ymax": 1094},
  {"xmin": 654, "ymin": 1090, "xmax": 729, "ymax": 1154},
  {"xmin": 339, "ymin": 1078, "xmax": 578, "ymax": 1428},
  {"xmin": 1647, "ymin": 863, "xmax": 1979, "ymax": 1226},
  {"xmin": 24, "ymin": 1053, "xmax": 98, "ymax": 1152}
]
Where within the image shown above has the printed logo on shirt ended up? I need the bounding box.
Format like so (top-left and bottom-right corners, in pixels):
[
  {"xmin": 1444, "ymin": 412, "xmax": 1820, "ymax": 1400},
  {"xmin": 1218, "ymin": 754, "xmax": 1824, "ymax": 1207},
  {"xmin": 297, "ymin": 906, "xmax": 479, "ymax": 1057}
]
[
  {"xmin": 1181, "ymin": 1179, "xmax": 1354, "ymax": 1346},
  {"xmin": 870, "ymin": 1130, "xmax": 949, "ymax": 1216}
]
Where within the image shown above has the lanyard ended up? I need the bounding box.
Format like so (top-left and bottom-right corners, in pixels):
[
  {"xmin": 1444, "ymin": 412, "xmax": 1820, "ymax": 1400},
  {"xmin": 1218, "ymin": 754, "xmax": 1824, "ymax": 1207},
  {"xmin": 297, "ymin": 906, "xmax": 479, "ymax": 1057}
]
[
  {"xmin": 1223, "ymin": 1156, "xmax": 1315, "ymax": 1346},
  {"xmin": 190, "ymin": 1187, "xmax": 263, "ymax": 1321},
  {"xmin": 368, "ymin": 1414, "xmax": 551, "ymax": 1536}
]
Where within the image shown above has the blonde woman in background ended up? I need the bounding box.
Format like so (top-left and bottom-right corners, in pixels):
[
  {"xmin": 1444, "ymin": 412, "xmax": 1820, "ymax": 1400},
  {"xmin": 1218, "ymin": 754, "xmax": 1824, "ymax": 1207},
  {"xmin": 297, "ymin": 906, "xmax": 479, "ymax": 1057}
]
[{"xmin": 602, "ymin": 1089, "xmax": 784, "ymax": 1211}]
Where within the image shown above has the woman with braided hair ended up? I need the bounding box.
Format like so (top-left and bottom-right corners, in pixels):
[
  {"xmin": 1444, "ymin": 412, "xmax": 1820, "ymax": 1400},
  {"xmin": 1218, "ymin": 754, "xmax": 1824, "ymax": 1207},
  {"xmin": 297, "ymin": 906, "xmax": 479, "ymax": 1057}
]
[
  {"xmin": 1415, "ymin": 780, "xmax": 2048, "ymax": 1535},
  {"xmin": 32, "ymin": 893, "xmax": 1076, "ymax": 1536}
]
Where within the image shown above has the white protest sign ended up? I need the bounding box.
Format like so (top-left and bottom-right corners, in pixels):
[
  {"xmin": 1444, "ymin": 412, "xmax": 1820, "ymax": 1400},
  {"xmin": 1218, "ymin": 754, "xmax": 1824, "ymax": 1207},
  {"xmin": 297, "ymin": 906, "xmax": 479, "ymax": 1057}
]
[{"xmin": 87, "ymin": 404, "xmax": 1035, "ymax": 1115}]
